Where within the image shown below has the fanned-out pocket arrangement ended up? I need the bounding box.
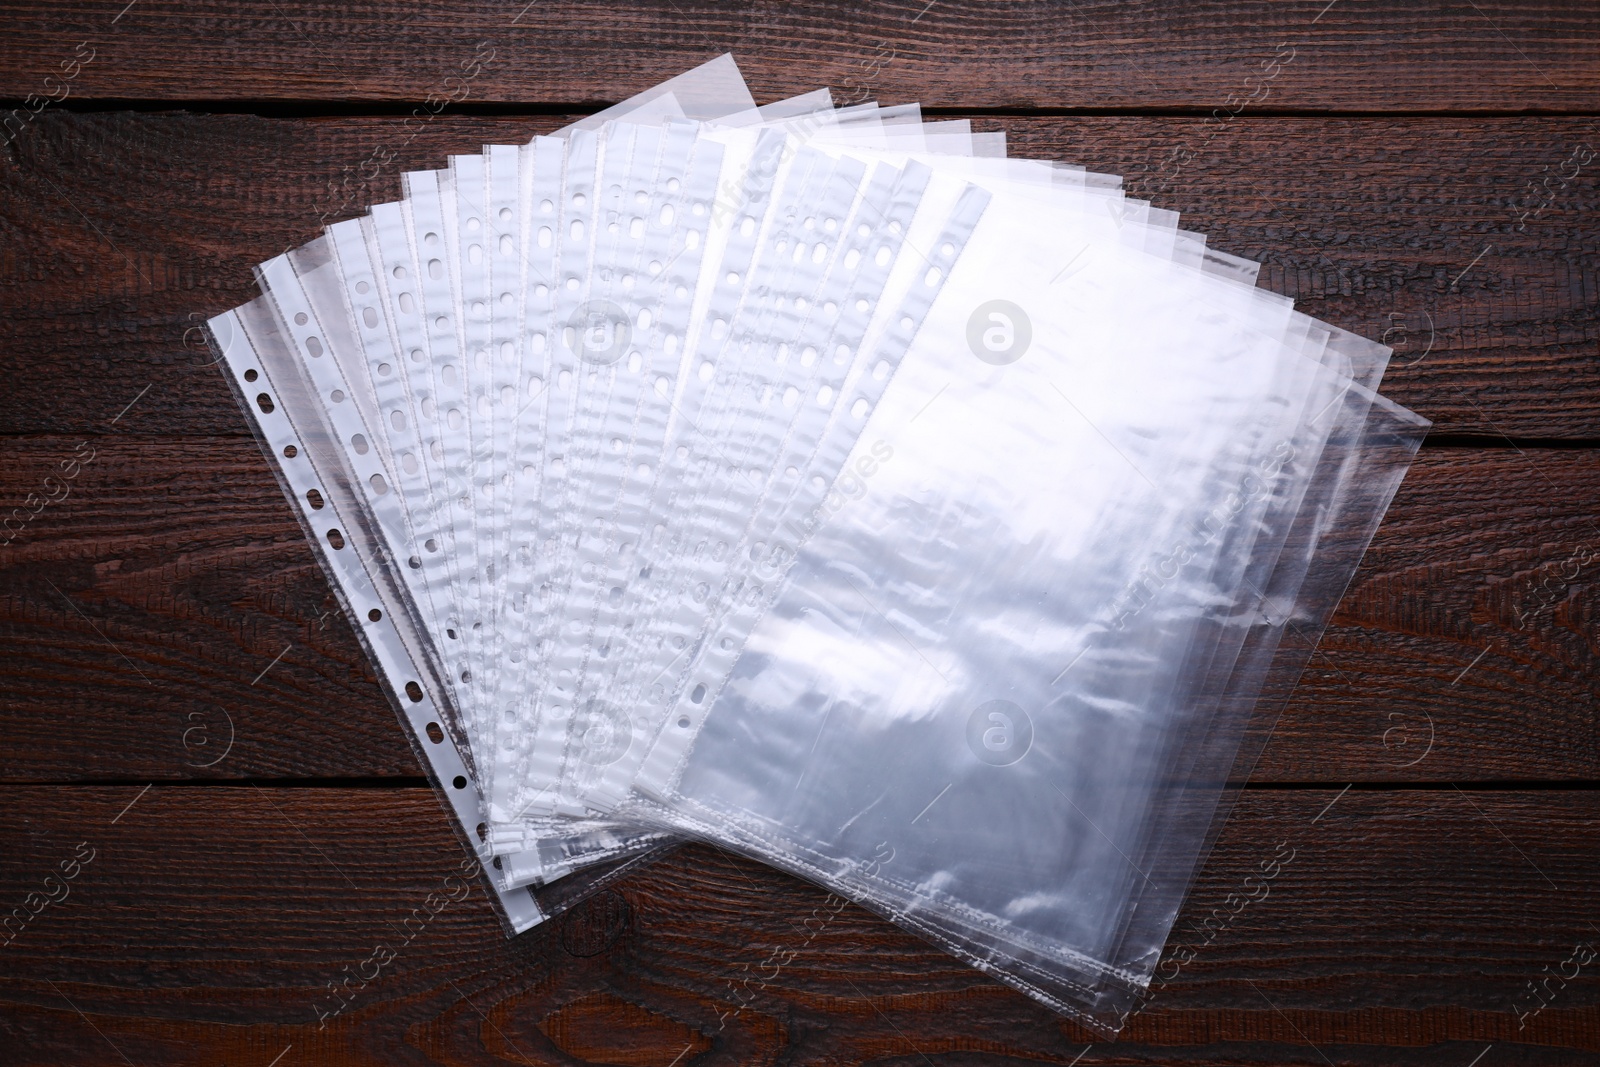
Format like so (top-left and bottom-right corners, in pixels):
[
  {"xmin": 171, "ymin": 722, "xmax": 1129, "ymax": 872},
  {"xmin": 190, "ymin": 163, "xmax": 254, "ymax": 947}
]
[{"xmin": 206, "ymin": 55, "xmax": 1426, "ymax": 1033}]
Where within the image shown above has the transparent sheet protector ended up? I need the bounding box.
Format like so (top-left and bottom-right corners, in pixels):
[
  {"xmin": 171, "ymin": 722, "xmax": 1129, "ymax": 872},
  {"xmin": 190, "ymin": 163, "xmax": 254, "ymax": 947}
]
[
  {"xmin": 576, "ymin": 141, "xmax": 1273, "ymax": 825},
  {"xmin": 406, "ymin": 168, "xmax": 500, "ymax": 748},
  {"xmin": 562, "ymin": 53, "xmax": 759, "ymax": 135},
  {"xmin": 509, "ymin": 131, "xmax": 1272, "ymax": 847},
  {"xmin": 623, "ymin": 196, "xmax": 1381, "ymax": 1024},
  {"xmin": 438, "ymin": 148, "xmax": 502, "ymax": 761},
  {"xmin": 496, "ymin": 109, "xmax": 969, "ymax": 856},
  {"xmin": 492, "ymin": 124, "xmax": 791, "ymax": 825},
  {"xmin": 694, "ymin": 306, "xmax": 1408, "ymax": 1029},
  {"xmin": 513, "ymin": 132, "xmax": 946, "ymax": 827},
  {"xmin": 627, "ymin": 152, "xmax": 1279, "ymax": 802},
  {"xmin": 991, "ymin": 319, "xmax": 1382, "ymax": 1007},
  {"xmin": 206, "ymin": 298, "xmax": 547, "ymax": 932},
  {"xmin": 564, "ymin": 147, "xmax": 907, "ymax": 816},
  {"xmin": 358, "ymin": 197, "xmax": 484, "ymax": 746},
  {"xmin": 494, "ymin": 121, "xmax": 818, "ymax": 825},
  {"xmin": 891, "ymin": 387, "xmax": 1428, "ymax": 1033},
  {"xmin": 617, "ymin": 163, "xmax": 972, "ymax": 806},
  {"xmin": 492, "ymin": 106, "xmax": 912, "ymax": 865},
  {"xmin": 536, "ymin": 118, "xmax": 1040, "ymax": 822},
  {"xmin": 248, "ymin": 246, "xmax": 675, "ymax": 887},
  {"xmin": 1094, "ymin": 387, "xmax": 1428, "ymax": 1032},
  {"xmin": 486, "ymin": 104, "xmax": 859, "ymax": 815},
  {"xmin": 489, "ymin": 108, "xmax": 855, "ymax": 845},
  {"xmin": 202, "ymin": 58, "xmax": 769, "ymax": 905},
  {"xmin": 325, "ymin": 55, "xmax": 758, "ymax": 758},
  {"xmin": 515, "ymin": 122, "xmax": 728, "ymax": 817},
  {"xmin": 487, "ymin": 134, "xmax": 562, "ymax": 815}
]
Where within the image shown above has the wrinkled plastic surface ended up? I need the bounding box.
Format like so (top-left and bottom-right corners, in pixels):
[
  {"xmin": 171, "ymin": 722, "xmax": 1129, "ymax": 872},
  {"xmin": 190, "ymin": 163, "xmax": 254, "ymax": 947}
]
[{"xmin": 197, "ymin": 56, "xmax": 1428, "ymax": 1034}]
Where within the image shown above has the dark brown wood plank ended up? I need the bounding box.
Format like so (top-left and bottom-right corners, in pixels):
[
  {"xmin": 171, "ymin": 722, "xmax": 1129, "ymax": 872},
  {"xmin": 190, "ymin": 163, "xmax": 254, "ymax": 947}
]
[
  {"xmin": 0, "ymin": 786, "xmax": 1595, "ymax": 1064},
  {"xmin": 1261, "ymin": 447, "xmax": 1600, "ymax": 783},
  {"xmin": 1, "ymin": 439, "xmax": 1596, "ymax": 784},
  {"xmin": 3, "ymin": 113, "xmax": 1597, "ymax": 439},
  {"xmin": 0, "ymin": 435, "xmax": 413, "ymax": 781},
  {"xmin": 2, "ymin": 1, "xmax": 1599, "ymax": 110}
]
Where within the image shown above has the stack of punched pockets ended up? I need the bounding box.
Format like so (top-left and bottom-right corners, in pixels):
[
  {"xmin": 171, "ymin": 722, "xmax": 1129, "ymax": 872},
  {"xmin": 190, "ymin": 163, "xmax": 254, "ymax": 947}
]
[{"xmin": 206, "ymin": 55, "xmax": 1427, "ymax": 1033}]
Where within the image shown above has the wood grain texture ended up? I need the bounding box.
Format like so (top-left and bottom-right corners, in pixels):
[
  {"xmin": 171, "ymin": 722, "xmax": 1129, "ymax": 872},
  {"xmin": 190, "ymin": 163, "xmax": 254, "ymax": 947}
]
[
  {"xmin": 2, "ymin": 1, "xmax": 1599, "ymax": 110},
  {"xmin": 1, "ymin": 439, "xmax": 1595, "ymax": 784},
  {"xmin": 2, "ymin": 113, "xmax": 1597, "ymax": 439},
  {"xmin": 0, "ymin": 434, "xmax": 410, "ymax": 781},
  {"xmin": 0, "ymin": 786, "xmax": 1595, "ymax": 1065},
  {"xmin": 2, "ymin": 3, "xmax": 1597, "ymax": 1060}
]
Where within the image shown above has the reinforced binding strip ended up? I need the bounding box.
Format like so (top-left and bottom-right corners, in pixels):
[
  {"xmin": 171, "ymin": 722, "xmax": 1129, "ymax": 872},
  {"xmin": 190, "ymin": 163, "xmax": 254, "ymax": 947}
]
[{"xmin": 206, "ymin": 301, "xmax": 546, "ymax": 934}]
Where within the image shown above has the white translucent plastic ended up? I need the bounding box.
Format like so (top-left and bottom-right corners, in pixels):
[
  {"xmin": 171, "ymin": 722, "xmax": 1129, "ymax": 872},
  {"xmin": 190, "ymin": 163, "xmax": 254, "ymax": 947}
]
[{"xmin": 203, "ymin": 58, "xmax": 1429, "ymax": 1032}]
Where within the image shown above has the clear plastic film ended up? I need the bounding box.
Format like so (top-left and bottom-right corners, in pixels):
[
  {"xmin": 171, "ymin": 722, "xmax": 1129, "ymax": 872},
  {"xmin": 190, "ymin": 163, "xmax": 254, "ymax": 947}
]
[
  {"xmin": 609, "ymin": 167, "xmax": 1427, "ymax": 1031},
  {"xmin": 196, "ymin": 58, "xmax": 1430, "ymax": 1031},
  {"xmin": 206, "ymin": 295, "xmax": 664, "ymax": 928},
  {"xmin": 251, "ymin": 238, "xmax": 674, "ymax": 887}
]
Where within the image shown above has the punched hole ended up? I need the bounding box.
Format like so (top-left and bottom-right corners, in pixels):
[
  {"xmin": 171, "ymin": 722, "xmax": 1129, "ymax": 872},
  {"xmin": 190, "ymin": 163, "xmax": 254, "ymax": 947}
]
[
  {"xmin": 243, "ymin": 368, "xmax": 258, "ymax": 382},
  {"xmin": 425, "ymin": 721, "xmax": 444, "ymax": 744},
  {"xmin": 452, "ymin": 775, "xmax": 467, "ymax": 790},
  {"xmin": 405, "ymin": 681, "xmax": 424, "ymax": 702},
  {"xmin": 282, "ymin": 445, "xmax": 298, "ymax": 459},
  {"xmin": 690, "ymin": 683, "xmax": 707, "ymax": 704},
  {"xmin": 305, "ymin": 488, "xmax": 324, "ymax": 510},
  {"xmin": 367, "ymin": 608, "xmax": 382, "ymax": 622},
  {"xmin": 325, "ymin": 528, "xmax": 345, "ymax": 550},
  {"xmin": 677, "ymin": 716, "xmax": 691, "ymax": 728},
  {"xmin": 255, "ymin": 392, "xmax": 275, "ymax": 414}
]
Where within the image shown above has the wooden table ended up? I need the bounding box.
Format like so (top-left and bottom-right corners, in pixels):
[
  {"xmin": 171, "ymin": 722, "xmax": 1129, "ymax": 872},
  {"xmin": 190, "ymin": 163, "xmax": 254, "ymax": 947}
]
[{"xmin": 1, "ymin": 3, "xmax": 1597, "ymax": 1063}]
